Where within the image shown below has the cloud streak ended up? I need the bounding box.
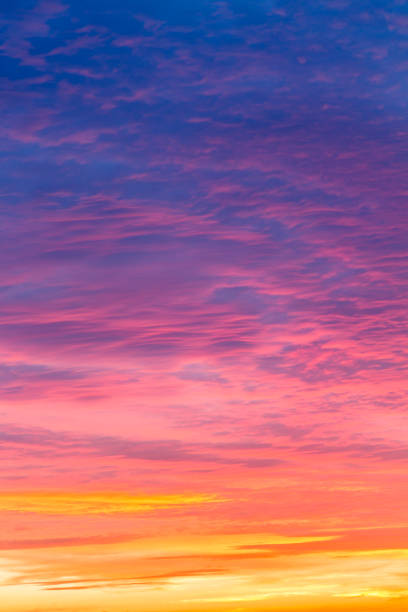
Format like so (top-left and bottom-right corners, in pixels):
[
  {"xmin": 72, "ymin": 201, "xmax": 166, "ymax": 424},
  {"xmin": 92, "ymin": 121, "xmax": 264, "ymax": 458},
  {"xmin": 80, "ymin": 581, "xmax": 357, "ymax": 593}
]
[{"xmin": 1, "ymin": 0, "xmax": 408, "ymax": 610}]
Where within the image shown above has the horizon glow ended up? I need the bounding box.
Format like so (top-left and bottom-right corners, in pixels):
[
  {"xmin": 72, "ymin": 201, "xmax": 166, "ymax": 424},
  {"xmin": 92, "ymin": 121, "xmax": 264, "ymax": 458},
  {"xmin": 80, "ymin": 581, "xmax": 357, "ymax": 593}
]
[{"xmin": 1, "ymin": 1, "xmax": 408, "ymax": 611}]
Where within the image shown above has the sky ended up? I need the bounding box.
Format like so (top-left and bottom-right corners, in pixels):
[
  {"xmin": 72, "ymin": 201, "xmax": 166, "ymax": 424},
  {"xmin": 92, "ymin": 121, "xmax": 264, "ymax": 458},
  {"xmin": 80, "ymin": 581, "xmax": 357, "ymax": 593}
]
[{"xmin": 1, "ymin": 0, "xmax": 408, "ymax": 610}]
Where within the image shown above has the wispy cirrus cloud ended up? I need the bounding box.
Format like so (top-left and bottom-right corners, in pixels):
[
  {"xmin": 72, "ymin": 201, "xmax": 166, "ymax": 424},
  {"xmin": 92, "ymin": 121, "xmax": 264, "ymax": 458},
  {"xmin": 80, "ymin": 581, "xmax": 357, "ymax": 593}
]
[{"xmin": 1, "ymin": 0, "xmax": 408, "ymax": 610}]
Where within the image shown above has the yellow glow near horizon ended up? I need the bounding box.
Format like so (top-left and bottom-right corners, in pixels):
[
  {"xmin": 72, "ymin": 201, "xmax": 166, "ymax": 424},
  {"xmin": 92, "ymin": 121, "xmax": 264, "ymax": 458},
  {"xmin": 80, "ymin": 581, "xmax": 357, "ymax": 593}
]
[
  {"xmin": 0, "ymin": 492, "xmax": 222, "ymax": 515},
  {"xmin": 118, "ymin": 532, "xmax": 339, "ymax": 556}
]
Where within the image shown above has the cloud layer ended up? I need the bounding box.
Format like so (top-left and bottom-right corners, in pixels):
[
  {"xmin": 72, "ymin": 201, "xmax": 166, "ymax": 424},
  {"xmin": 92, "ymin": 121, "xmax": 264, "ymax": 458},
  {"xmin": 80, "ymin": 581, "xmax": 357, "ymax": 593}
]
[{"xmin": 1, "ymin": 1, "xmax": 408, "ymax": 611}]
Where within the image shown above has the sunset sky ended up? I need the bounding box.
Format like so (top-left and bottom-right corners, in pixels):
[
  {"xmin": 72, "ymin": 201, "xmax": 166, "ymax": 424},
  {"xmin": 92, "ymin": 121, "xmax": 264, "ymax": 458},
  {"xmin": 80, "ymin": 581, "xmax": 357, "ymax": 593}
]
[{"xmin": 1, "ymin": 1, "xmax": 408, "ymax": 611}]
